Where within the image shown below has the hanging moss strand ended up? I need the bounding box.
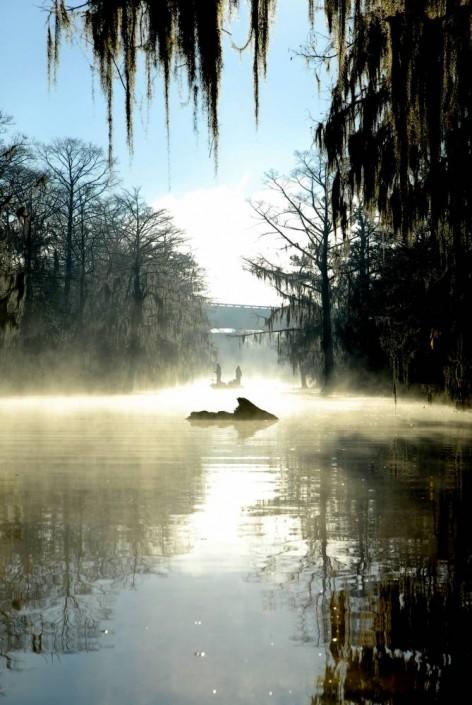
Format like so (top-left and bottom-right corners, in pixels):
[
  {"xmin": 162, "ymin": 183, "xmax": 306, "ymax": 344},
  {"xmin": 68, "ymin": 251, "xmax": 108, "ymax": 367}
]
[{"xmin": 47, "ymin": 0, "xmax": 288, "ymax": 164}]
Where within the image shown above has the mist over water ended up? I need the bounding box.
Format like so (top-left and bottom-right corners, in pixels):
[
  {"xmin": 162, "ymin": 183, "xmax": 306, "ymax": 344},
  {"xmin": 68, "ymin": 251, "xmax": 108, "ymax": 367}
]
[{"xmin": 0, "ymin": 382, "xmax": 471, "ymax": 704}]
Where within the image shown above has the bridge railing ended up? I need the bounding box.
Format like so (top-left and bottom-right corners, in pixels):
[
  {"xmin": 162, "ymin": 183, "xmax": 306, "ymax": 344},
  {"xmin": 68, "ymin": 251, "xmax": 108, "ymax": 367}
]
[{"xmin": 207, "ymin": 302, "xmax": 274, "ymax": 310}]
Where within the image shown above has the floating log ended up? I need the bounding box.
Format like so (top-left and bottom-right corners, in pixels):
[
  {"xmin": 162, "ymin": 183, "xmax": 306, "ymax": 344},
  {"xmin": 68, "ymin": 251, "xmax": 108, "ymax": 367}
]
[{"xmin": 188, "ymin": 397, "xmax": 278, "ymax": 421}]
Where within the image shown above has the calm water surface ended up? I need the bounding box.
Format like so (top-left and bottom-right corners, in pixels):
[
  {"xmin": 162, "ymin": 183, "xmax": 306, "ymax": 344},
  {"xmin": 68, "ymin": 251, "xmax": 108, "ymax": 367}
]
[{"xmin": 0, "ymin": 383, "xmax": 471, "ymax": 704}]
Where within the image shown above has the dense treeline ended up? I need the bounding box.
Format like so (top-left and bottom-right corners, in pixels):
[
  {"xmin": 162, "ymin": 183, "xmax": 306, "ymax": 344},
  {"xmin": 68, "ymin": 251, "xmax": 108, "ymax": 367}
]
[
  {"xmin": 45, "ymin": 1, "xmax": 472, "ymax": 404},
  {"xmin": 243, "ymin": 0, "xmax": 472, "ymax": 404},
  {"xmin": 248, "ymin": 151, "xmax": 467, "ymax": 402},
  {"xmin": 0, "ymin": 113, "xmax": 209, "ymax": 391},
  {"xmin": 315, "ymin": 0, "xmax": 472, "ymax": 404}
]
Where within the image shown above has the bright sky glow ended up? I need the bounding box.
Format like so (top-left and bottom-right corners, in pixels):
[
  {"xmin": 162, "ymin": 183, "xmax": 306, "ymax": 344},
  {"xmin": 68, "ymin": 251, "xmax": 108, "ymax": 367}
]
[
  {"xmin": 0, "ymin": 0, "xmax": 330, "ymax": 304},
  {"xmin": 156, "ymin": 180, "xmax": 280, "ymax": 305}
]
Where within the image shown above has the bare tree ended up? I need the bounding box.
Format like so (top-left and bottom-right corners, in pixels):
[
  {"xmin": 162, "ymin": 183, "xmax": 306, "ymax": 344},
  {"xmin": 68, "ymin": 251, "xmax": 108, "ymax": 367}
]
[
  {"xmin": 38, "ymin": 138, "xmax": 114, "ymax": 322},
  {"xmin": 110, "ymin": 188, "xmax": 184, "ymax": 384},
  {"xmin": 248, "ymin": 153, "xmax": 339, "ymax": 390},
  {"xmin": 0, "ymin": 125, "xmax": 209, "ymax": 390}
]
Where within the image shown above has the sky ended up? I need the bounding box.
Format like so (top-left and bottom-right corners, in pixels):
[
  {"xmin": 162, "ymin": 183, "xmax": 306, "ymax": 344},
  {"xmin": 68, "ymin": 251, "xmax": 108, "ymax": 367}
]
[{"xmin": 0, "ymin": 0, "xmax": 330, "ymax": 304}]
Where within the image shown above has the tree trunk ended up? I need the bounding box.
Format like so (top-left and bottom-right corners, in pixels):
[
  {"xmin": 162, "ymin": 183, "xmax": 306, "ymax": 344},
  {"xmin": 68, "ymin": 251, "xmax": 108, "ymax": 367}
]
[
  {"xmin": 358, "ymin": 213, "xmax": 369, "ymax": 306},
  {"xmin": 64, "ymin": 188, "xmax": 74, "ymax": 322},
  {"xmin": 78, "ymin": 212, "xmax": 86, "ymax": 329},
  {"xmin": 320, "ymin": 237, "xmax": 334, "ymax": 391},
  {"xmin": 128, "ymin": 256, "xmax": 144, "ymax": 388},
  {"xmin": 300, "ymin": 364, "xmax": 308, "ymax": 389},
  {"xmin": 20, "ymin": 203, "xmax": 36, "ymax": 347}
]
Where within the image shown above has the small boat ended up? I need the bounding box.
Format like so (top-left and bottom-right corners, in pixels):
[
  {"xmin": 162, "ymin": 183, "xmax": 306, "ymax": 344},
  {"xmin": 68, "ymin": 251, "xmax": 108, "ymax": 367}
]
[{"xmin": 210, "ymin": 381, "xmax": 242, "ymax": 389}]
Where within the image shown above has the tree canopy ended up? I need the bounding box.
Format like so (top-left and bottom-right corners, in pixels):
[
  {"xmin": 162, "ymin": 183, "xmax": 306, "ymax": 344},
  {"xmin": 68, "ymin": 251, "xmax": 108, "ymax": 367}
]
[
  {"xmin": 0, "ymin": 126, "xmax": 210, "ymax": 391},
  {"xmin": 36, "ymin": 1, "xmax": 472, "ymax": 402},
  {"xmin": 318, "ymin": 0, "xmax": 472, "ymax": 246}
]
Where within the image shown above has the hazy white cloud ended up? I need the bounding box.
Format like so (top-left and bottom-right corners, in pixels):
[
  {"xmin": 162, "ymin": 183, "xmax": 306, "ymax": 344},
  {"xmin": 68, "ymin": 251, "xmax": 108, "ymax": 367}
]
[{"xmin": 154, "ymin": 181, "xmax": 281, "ymax": 305}]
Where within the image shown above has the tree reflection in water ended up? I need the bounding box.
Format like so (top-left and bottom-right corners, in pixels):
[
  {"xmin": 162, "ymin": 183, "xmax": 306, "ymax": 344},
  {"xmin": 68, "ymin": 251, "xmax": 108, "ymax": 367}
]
[
  {"xmin": 0, "ymin": 431, "xmax": 205, "ymax": 682},
  {"xmin": 0, "ymin": 401, "xmax": 471, "ymax": 704},
  {"xmin": 249, "ymin": 426, "xmax": 472, "ymax": 704}
]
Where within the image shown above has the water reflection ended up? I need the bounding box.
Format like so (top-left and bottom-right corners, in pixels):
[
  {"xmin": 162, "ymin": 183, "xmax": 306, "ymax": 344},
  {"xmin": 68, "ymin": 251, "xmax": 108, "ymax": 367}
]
[
  {"xmin": 249, "ymin": 415, "xmax": 472, "ymax": 703},
  {"xmin": 0, "ymin": 391, "xmax": 470, "ymax": 703},
  {"xmin": 0, "ymin": 405, "xmax": 206, "ymax": 686},
  {"xmin": 187, "ymin": 417, "xmax": 278, "ymax": 439}
]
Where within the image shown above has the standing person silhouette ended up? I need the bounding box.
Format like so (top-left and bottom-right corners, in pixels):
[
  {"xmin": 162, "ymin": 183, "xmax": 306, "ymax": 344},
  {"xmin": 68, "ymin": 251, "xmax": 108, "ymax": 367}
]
[
  {"xmin": 216, "ymin": 362, "xmax": 222, "ymax": 384},
  {"xmin": 235, "ymin": 365, "xmax": 242, "ymax": 386}
]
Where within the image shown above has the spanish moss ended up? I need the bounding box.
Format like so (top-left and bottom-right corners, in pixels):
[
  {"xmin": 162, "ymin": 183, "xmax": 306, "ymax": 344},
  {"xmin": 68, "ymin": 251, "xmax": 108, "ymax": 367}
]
[
  {"xmin": 47, "ymin": 0, "xmax": 287, "ymax": 162},
  {"xmin": 318, "ymin": 0, "xmax": 472, "ymax": 247}
]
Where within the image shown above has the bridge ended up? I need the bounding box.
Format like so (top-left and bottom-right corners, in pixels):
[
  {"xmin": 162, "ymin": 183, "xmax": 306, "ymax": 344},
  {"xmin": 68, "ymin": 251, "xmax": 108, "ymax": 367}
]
[
  {"xmin": 205, "ymin": 302, "xmax": 279, "ymax": 374},
  {"xmin": 208, "ymin": 302, "xmax": 275, "ymax": 310},
  {"xmin": 205, "ymin": 302, "xmax": 274, "ymax": 331}
]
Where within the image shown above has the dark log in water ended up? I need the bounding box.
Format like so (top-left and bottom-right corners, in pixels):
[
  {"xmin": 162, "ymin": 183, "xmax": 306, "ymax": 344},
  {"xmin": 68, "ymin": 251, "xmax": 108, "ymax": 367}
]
[{"xmin": 187, "ymin": 396, "xmax": 278, "ymax": 421}]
